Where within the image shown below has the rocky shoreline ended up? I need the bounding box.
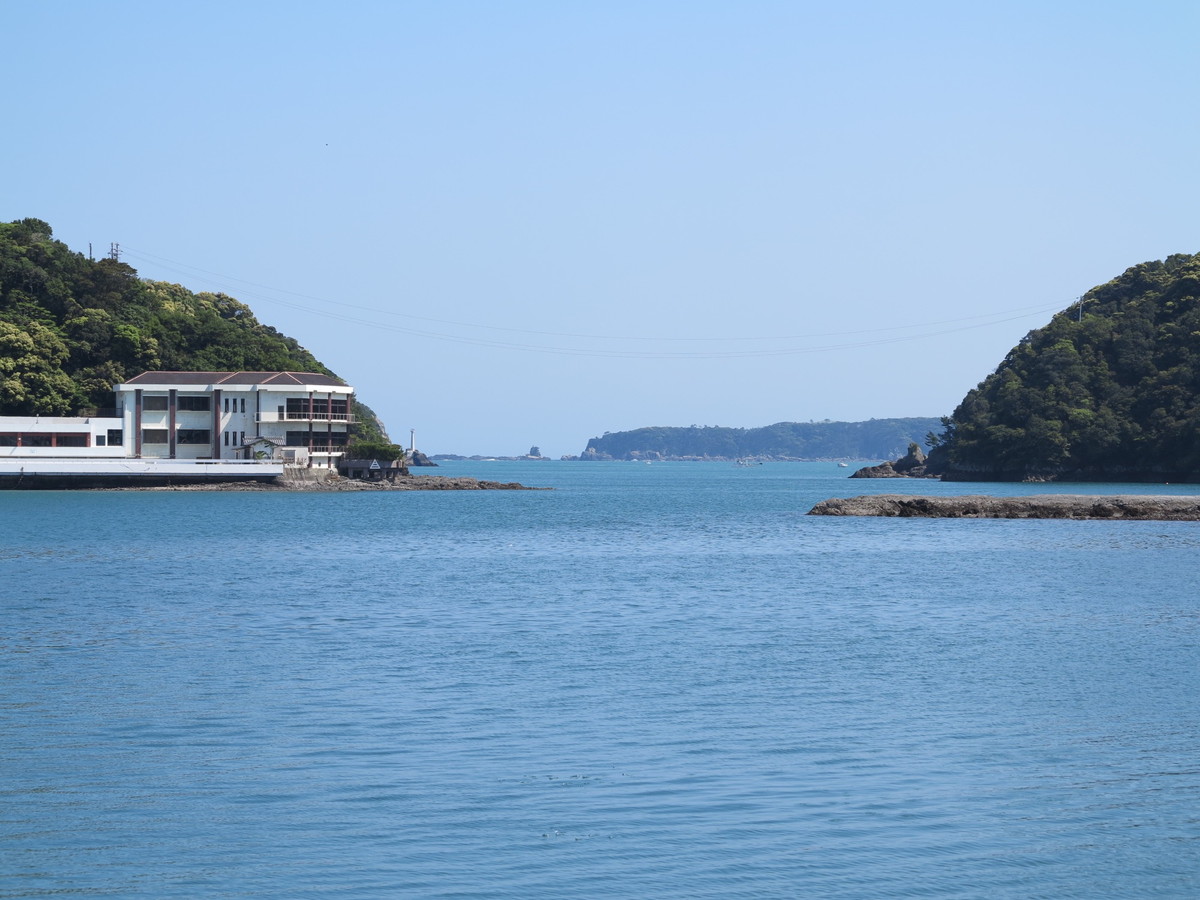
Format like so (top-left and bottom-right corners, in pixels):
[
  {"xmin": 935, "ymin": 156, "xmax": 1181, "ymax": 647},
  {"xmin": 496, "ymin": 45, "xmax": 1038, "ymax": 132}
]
[{"xmin": 808, "ymin": 494, "xmax": 1200, "ymax": 520}]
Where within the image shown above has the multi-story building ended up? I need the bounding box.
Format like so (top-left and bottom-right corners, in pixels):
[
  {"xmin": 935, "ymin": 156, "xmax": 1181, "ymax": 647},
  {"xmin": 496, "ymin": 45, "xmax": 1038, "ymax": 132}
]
[
  {"xmin": 114, "ymin": 371, "xmax": 355, "ymax": 467},
  {"xmin": 0, "ymin": 371, "xmax": 357, "ymax": 487}
]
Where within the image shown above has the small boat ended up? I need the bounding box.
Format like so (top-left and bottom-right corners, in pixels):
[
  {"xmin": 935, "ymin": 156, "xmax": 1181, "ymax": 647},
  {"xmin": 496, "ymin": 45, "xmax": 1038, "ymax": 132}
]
[
  {"xmin": 735, "ymin": 458, "xmax": 763, "ymax": 467},
  {"xmin": 838, "ymin": 462, "xmax": 849, "ymax": 468}
]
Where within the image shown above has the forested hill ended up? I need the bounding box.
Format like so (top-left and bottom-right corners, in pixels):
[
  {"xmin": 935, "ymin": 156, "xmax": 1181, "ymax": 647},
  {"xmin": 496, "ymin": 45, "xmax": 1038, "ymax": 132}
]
[
  {"xmin": 938, "ymin": 252, "xmax": 1200, "ymax": 481},
  {"xmin": 581, "ymin": 419, "xmax": 942, "ymax": 461},
  {"xmin": 0, "ymin": 217, "xmax": 384, "ymax": 439}
]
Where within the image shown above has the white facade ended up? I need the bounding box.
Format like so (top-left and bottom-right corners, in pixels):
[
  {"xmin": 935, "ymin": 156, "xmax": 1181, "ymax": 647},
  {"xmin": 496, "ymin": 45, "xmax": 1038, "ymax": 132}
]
[
  {"xmin": 0, "ymin": 415, "xmax": 126, "ymax": 458},
  {"xmin": 114, "ymin": 371, "xmax": 355, "ymax": 467},
  {"xmin": 0, "ymin": 456, "xmax": 284, "ymax": 481},
  {"xmin": 0, "ymin": 372, "xmax": 355, "ymax": 484},
  {"xmin": 0, "ymin": 407, "xmax": 286, "ymax": 484}
]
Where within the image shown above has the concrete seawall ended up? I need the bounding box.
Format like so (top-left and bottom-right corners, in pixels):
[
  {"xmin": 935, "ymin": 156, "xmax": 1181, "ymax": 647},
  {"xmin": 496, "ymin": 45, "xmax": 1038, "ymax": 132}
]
[
  {"xmin": 808, "ymin": 494, "xmax": 1200, "ymax": 520},
  {"xmin": 97, "ymin": 475, "xmax": 542, "ymax": 492},
  {"xmin": 0, "ymin": 457, "xmax": 285, "ymax": 489}
]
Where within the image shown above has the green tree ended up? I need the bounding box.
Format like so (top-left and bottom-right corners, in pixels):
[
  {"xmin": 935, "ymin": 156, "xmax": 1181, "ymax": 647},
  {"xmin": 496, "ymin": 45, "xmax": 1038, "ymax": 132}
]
[
  {"xmin": 0, "ymin": 320, "xmax": 77, "ymax": 414},
  {"xmin": 0, "ymin": 217, "xmax": 381, "ymax": 428},
  {"xmin": 943, "ymin": 251, "xmax": 1200, "ymax": 479},
  {"xmin": 347, "ymin": 438, "xmax": 405, "ymax": 461}
]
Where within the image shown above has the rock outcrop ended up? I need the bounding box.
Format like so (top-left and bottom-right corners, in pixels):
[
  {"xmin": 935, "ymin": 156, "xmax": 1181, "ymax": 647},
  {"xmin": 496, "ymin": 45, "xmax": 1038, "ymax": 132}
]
[
  {"xmin": 808, "ymin": 494, "xmax": 1200, "ymax": 520},
  {"xmin": 849, "ymin": 443, "xmax": 932, "ymax": 478}
]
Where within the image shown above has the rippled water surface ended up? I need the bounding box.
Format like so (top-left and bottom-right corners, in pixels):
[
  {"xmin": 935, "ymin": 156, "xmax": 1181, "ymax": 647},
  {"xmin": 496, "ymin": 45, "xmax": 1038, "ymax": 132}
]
[{"xmin": 3, "ymin": 462, "xmax": 1200, "ymax": 898}]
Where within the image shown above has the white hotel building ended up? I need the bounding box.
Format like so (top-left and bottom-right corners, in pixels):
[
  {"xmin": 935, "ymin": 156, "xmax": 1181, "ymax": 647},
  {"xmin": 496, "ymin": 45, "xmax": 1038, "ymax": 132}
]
[{"xmin": 0, "ymin": 371, "xmax": 355, "ymax": 486}]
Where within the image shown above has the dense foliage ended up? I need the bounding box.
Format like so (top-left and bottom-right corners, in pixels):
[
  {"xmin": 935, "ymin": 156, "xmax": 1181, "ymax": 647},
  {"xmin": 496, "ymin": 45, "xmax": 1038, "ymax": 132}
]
[
  {"xmin": 0, "ymin": 218, "xmax": 385, "ymax": 440},
  {"xmin": 345, "ymin": 438, "xmax": 406, "ymax": 461},
  {"xmin": 940, "ymin": 252, "xmax": 1200, "ymax": 480},
  {"xmin": 582, "ymin": 418, "xmax": 942, "ymax": 460}
]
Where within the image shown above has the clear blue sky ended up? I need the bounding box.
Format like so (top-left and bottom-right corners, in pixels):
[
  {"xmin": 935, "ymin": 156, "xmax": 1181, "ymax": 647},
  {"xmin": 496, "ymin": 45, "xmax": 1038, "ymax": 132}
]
[{"xmin": 7, "ymin": 1, "xmax": 1199, "ymax": 457}]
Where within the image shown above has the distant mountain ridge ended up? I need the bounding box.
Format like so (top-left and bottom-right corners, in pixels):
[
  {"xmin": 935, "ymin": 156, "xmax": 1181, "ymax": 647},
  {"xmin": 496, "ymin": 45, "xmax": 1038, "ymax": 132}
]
[{"xmin": 580, "ymin": 419, "xmax": 942, "ymax": 461}]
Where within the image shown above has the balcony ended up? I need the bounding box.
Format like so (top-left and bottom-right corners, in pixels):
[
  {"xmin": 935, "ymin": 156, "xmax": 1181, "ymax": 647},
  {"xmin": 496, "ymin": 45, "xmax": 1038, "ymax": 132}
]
[{"xmin": 256, "ymin": 411, "xmax": 356, "ymax": 424}]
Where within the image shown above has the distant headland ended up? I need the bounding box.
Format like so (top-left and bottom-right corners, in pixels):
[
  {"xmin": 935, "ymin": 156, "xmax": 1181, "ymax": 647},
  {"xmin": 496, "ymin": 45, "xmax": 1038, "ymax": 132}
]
[{"xmin": 575, "ymin": 419, "xmax": 941, "ymax": 462}]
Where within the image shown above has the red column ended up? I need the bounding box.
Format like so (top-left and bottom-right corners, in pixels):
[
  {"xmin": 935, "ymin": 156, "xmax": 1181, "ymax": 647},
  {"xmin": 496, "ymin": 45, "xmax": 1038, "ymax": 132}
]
[
  {"xmin": 134, "ymin": 390, "xmax": 143, "ymax": 458},
  {"xmin": 168, "ymin": 389, "xmax": 177, "ymax": 459},
  {"xmin": 307, "ymin": 391, "xmax": 314, "ymax": 454},
  {"xmin": 212, "ymin": 389, "xmax": 223, "ymax": 459}
]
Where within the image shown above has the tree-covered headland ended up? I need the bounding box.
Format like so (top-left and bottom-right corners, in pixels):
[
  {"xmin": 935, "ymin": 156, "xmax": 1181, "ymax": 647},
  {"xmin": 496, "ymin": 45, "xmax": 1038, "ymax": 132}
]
[
  {"xmin": 582, "ymin": 418, "xmax": 942, "ymax": 461},
  {"xmin": 0, "ymin": 218, "xmax": 386, "ymax": 442},
  {"xmin": 935, "ymin": 252, "xmax": 1200, "ymax": 481}
]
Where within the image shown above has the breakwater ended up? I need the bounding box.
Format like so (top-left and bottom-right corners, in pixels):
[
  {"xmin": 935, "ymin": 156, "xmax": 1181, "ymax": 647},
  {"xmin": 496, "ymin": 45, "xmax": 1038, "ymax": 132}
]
[{"xmin": 808, "ymin": 494, "xmax": 1200, "ymax": 520}]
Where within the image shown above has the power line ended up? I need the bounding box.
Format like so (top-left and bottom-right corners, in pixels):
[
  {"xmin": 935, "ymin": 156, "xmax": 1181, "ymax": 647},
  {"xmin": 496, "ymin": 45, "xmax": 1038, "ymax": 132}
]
[{"xmin": 117, "ymin": 245, "xmax": 1065, "ymax": 360}]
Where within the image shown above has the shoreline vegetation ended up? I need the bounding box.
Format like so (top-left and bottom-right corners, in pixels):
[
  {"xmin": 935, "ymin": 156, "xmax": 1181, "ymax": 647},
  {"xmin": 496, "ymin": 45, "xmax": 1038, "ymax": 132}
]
[
  {"xmin": 808, "ymin": 494, "xmax": 1200, "ymax": 520},
  {"xmin": 0, "ymin": 219, "xmax": 388, "ymax": 443}
]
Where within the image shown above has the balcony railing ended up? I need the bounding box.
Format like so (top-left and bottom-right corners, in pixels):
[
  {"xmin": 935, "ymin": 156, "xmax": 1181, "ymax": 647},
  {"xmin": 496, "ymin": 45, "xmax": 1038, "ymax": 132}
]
[{"xmin": 256, "ymin": 412, "xmax": 356, "ymax": 424}]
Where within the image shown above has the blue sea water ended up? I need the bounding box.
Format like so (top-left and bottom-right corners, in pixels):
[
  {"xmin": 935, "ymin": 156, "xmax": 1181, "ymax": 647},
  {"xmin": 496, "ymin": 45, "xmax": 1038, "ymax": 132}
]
[{"xmin": 2, "ymin": 461, "xmax": 1199, "ymax": 898}]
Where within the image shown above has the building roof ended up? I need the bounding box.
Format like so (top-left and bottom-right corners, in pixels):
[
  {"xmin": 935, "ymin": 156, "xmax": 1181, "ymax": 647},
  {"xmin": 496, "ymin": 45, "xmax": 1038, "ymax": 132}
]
[{"xmin": 120, "ymin": 371, "xmax": 347, "ymax": 388}]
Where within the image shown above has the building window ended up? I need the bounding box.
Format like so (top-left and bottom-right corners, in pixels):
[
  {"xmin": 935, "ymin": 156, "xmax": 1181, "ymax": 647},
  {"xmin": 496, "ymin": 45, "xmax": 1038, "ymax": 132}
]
[
  {"xmin": 224, "ymin": 398, "xmax": 230, "ymax": 412},
  {"xmin": 143, "ymin": 396, "xmax": 169, "ymax": 411},
  {"xmin": 240, "ymin": 431, "xmax": 245, "ymax": 445},
  {"xmin": 56, "ymin": 434, "xmax": 88, "ymax": 447},
  {"xmin": 240, "ymin": 398, "xmax": 246, "ymax": 413},
  {"xmin": 285, "ymin": 431, "xmax": 309, "ymax": 446},
  {"xmin": 22, "ymin": 434, "xmax": 52, "ymax": 447},
  {"xmin": 0, "ymin": 434, "xmax": 17, "ymax": 447},
  {"xmin": 107, "ymin": 429, "xmax": 123, "ymax": 446},
  {"xmin": 177, "ymin": 396, "xmax": 211, "ymax": 411},
  {"xmin": 96, "ymin": 435, "xmax": 107, "ymax": 447},
  {"xmin": 223, "ymin": 431, "xmax": 229, "ymax": 446},
  {"xmin": 142, "ymin": 429, "xmax": 169, "ymax": 444},
  {"xmin": 177, "ymin": 429, "xmax": 211, "ymax": 445}
]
